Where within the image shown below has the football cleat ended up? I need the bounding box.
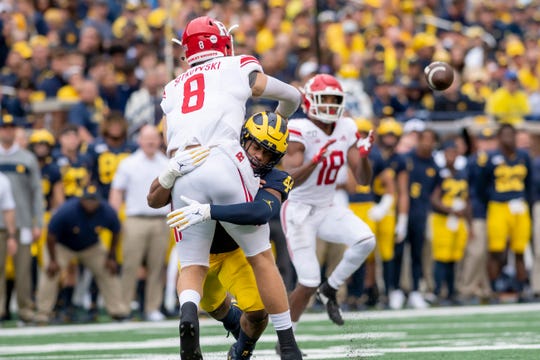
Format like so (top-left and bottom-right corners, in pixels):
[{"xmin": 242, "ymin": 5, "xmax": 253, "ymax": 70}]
[
  {"xmin": 275, "ymin": 342, "xmax": 306, "ymax": 359},
  {"xmin": 316, "ymin": 281, "xmax": 344, "ymax": 326},
  {"xmin": 407, "ymin": 291, "xmax": 429, "ymax": 309},
  {"xmin": 227, "ymin": 342, "xmax": 253, "ymax": 360},
  {"xmin": 179, "ymin": 302, "xmax": 203, "ymax": 360}
]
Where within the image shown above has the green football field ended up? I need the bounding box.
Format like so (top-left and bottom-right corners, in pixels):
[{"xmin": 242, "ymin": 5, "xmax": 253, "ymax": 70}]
[{"xmin": 1, "ymin": 303, "xmax": 540, "ymax": 359}]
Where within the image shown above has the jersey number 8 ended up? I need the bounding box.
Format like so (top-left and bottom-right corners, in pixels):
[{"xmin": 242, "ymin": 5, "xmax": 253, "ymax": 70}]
[{"xmin": 182, "ymin": 74, "xmax": 205, "ymax": 114}]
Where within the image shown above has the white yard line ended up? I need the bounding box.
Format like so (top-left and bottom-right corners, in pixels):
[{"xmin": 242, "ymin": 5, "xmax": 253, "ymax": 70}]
[{"xmin": 1, "ymin": 302, "xmax": 539, "ymax": 337}]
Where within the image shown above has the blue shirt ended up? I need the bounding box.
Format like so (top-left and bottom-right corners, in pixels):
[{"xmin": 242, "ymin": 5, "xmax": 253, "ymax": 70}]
[
  {"xmin": 48, "ymin": 198, "xmax": 120, "ymax": 251},
  {"xmin": 478, "ymin": 149, "xmax": 533, "ymax": 204},
  {"xmin": 68, "ymin": 102, "xmax": 101, "ymax": 138},
  {"xmin": 468, "ymin": 152, "xmax": 488, "ymax": 219},
  {"xmin": 86, "ymin": 138, "xmax": 138, "ymax": 198},
  {"xmin": 40, "ymin": 158, "xmax": 62, "ymax": 211},
  {"xmin": 406, "ymin": 150, "xmax": 442, "ymax": 217}
]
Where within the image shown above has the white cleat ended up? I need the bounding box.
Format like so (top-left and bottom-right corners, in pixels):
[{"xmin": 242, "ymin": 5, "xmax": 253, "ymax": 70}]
[
  {"xmin": 407, "ymin": 291, "xmax": 429, "ymax": 309},
  {"xmin": 389, "ymin": 289, "xmax": 405, "ymax": 310}
]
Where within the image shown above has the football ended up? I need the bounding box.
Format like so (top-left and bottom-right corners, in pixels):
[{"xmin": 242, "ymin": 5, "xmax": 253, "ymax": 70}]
[{"xmin": 424, "ymin": 61, "xmax": 454, "ymax": 91}]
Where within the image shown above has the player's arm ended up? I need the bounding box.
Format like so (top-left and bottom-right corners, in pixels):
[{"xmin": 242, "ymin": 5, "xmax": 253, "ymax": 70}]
[
  {"xmin": 251, "ymin": 72, "xmax": 301, "ymax": 118},
  {"xmin": 51, "ymin": 180, "xmax": 65, "ymax": 210},
  {"xmin": 167, "ymin": 188, "xmax": 284, "ymax": 230},
  {"xmin": 147, "ymin": 177, "xmax": 172, "ymax": 208},
  {"xmin": 430, "ymin": 185, "xmax": 452, "ymax": 214},
  {"xmin": 281, "ymin": 141, "xmax": 315, "ymax": 186},
  {"xmin": 368, "ymin": 168, "xmax": 396, "ymax": 221},
  {"xmin": 347, "ymin": 130, "xmax": 374, "ymax": 186},
  {"xmin": 395, "ymin": 168, "xmax": 410, "ymax": 243}
]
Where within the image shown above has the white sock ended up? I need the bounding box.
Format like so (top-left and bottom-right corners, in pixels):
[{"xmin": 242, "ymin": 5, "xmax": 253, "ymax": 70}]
[
  {"xmin": 328, "ymin": 237, "xmax": 375, "ymax": 289},
  {"xmin": 269, "ymin": 310, "xmax": 293, "ymax": 331},
  {"xmin": 179, "ymin": 289, "xmax": 201, "ymax": 308},
  {"xmin": 292, "ymin": 321, "xmax": 298, "ymax": 332}
]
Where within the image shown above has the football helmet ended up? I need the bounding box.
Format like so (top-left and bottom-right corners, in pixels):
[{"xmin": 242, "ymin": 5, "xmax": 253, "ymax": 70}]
[
  {"xmin": 241, "ymin": 111, "xmax": 288, "ymax": 175},
  {"xmin": 29, "ymin": 129, "xmax": 55, "ymax": 146},
  {"xmin": 302, "ymin": 74, "xmax": 345, "ymax": 124},
  {"xmin": 377, "ymin": 117, "xmax": 403, "ymax": 137},
  {"xmin": 181, "ymin": 16, "xmax": 233, "ymax": 66}
]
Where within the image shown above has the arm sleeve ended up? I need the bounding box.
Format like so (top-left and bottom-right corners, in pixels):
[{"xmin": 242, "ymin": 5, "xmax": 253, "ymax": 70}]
[
  {"xmin": 110, "ymin": 159, "xmax": 129, "ymax": 190},
  {"xmin": 210, "ymin": 190, "xmax": 281, "ymax": 225},
  {"xmin": 261, "ymin": 76, "xmax": 302, "ymax": 118},
  {"xmin": 30, "ymin": 155, "xmax": 44, "ymax": 227},
  {"xmin": 0, "ymin": 176, "xmax": 15, "ymax": 210}
]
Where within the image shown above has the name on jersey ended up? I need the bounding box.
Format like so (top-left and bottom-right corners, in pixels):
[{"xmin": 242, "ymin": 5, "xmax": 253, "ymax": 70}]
[{"xmin": 176, "ymin": 62, "xmax": 222, "ymax": 84}]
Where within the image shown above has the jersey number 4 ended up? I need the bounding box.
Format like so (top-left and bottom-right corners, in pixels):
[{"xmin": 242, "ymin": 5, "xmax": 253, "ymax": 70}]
[
  {"xmin": 317, "ymin": 151, "xmax": 344, "ymax": 185},
  {"xmin": 182, "ymin": 74, "xmax": 205, "ymax": 114}
]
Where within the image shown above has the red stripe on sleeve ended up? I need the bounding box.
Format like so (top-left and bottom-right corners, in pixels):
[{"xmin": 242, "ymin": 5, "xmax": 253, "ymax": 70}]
[{"xmin": 289, "ymin": 129, "xmax": 302, "ymax": 137}]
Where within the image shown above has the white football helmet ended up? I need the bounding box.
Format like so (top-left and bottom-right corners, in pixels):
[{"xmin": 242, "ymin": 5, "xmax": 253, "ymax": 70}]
[{"xmin": 302, "ymin": 74, "xmax": 345, "ymax": 124}]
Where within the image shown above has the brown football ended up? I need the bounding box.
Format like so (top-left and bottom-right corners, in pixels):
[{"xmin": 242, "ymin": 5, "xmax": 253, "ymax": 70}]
[{"xmin": 424, "ymin": 61, "xmax": 454, "ymax": 91}]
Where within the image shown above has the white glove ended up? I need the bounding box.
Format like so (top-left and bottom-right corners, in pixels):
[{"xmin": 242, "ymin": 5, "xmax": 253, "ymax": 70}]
[
  {"xmin": 368, "ymin": 194, "xmax": 394, "ymax": 221},
  {"xmin": 508, "ymin": 198, "xmax": 526, "ymax": 214},
  {"xmin": 166, "ymin": 195, "xmax": 211, "ymax": 231},
  {"xmin": 158, "ymin": 146, "xmax": 211, "ymax": 189},
  {"xmin": 395, "ymin": 213, "xmax": 408, "ymax": 244},
  {"xmin": 446, "ymin": 215, "xmax": 459, "ymax": 231}
]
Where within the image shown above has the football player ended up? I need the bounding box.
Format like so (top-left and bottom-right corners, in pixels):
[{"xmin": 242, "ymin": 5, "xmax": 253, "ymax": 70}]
[
  {"xmin": 392, "ymin": 128, "xmax": 442, "ymax": 309},
  {"xmin": 430, "ymin": 139, "xmax": 470, "ymax": 304},
  {"xmin": 158, "ymin": 18, "xmax": 302, "ymax": 358},
  {"xmin": 477, "ymin": 124, "xmax": 533, "ymax": 302},
  {"xmin": 280, "ymin": 74, "xmax": 376, "ymax": 328},
  {"xmin": 149, "ymin": 112, "xmax": 293, "ymax": 359}
]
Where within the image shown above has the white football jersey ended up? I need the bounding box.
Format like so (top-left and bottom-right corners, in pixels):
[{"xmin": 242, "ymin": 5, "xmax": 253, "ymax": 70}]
[
  {"xmin": 161, "ymin": 55, "xmax": 263, "ymax": 155},
  {"xmin": 287, "ymin": 117, "xmax": 358, "ymax": 206}
]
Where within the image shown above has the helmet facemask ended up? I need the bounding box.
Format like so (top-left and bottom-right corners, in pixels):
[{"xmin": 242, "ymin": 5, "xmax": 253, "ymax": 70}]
[{"xmin": 306, "ymin": 92, "xmax": 344, "ymax": 124}]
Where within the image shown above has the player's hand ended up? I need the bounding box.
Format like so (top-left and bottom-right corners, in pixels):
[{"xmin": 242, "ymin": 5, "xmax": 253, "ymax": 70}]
[
  {"xmin": 368, "ymin": 194, "xmax": 394, "ymax": 221},
  {"xmin": 166, "ymin": 195, "xmax": 211, "ymax": 231},
  {"xmin": 395, "ymin": 214, "xmax": 408, "ymax": 244},
  {"xmin": 312, "ymin": 139, "xmax": 337, "ymax": 164},
  {"xmin": 356, "ymin": 130, "xmax": 374, "ymax": 158},
  {"xmin": 46, "ymin": 260, "xmax": 60, "ymax": 278},
  {"xmin": 105, "ymin": 257, "xmax": 119, "ymax": 275},
  {"xmin": 158, "ymin": 146, "xmax": 211, "ymax": 189}
]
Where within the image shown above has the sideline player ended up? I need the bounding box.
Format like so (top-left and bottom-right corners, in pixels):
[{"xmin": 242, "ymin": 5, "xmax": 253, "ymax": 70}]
[
  {"xmin": 280, "ymin": 74, "xmax": 376, "ymax": 328},
  {"xmin": 157, "ymin": 16, "xmax": 302, "ymax": 360},
  {"xmin": 477, "ymin": 124, "xmax": 533, "ymax": 302},
  {"xmin": 155, "ymin": 112, "xmax": 292, "ymax": 359}
]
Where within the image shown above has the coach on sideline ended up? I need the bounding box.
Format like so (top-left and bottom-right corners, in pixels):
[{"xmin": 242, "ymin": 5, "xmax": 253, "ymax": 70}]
[
  {"xmin": 34, "ymin": 185, "xmax": 130, "ymax": 324},
  {"xmin": 109, "ymin": 125, "xmax": 170, "ymax": 321}
]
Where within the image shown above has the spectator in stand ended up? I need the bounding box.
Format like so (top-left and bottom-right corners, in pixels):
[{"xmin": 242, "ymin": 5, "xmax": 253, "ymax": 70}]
[
  {"xmin": 485, "ymin": 70, "xmax": 530, "ymax": 125},
  {"xmin": 125, "ymin": 64, "xmax": 169, "ymax": 139},
  {"xmin": 68, "ymin": 79, "xmax": 109, "ymax": 144}
]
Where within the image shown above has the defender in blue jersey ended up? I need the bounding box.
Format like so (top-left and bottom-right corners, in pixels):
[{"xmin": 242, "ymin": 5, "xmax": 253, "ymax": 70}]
[
  {"xmin": 477, "ymin": 124, "xmax": 533, "ymax": 301},
  {"xmin": 149, "ymin": 112, "xmax": 294, "ymax": 360},
  {"xmin": 393, "ymin": 128, "xmax": 442, "ymax": 309}
]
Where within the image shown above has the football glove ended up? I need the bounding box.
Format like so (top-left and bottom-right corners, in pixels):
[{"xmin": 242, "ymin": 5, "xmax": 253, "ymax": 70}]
[
  {"xmin": 368, "ymin": 194, "xmax": 394, "ymax": 221},
  {"xmin": 312, "ymin": 139, "xmax": 337, "ymax": 164},
  {"xmin": 356, "ymin": 130, "xmax": 374, "ymax": 158},
  {"xmin": 158, "ymin": 146, "xmax": 211, "ymax": 189},
  {"xmin": 166, "ymin": 195, "xmax": 211, "ymax": 231},
  {"xmin": 395, "ymin": 213, "xmax": 408, "ymax": 244}
]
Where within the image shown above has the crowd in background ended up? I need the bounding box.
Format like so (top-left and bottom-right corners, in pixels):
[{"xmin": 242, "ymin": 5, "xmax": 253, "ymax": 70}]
[{"xmin": 1, "ymin": 0, "xmax": 540, "ymax": 324}]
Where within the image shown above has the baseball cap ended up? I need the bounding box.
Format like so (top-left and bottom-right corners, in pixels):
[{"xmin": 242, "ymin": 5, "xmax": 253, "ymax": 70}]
[
  {"xmin": 81, "ymin": 184, "xmax": 101, "ymax": 200},
  {"xmin": 0, "ymin": 114, "xmax": 19, "ymax": 127},
  {"xmin": 478, "ymin": 128, "xmax": 496, "ymax": 140},
  {"xmin": 403, "ymin": 118, "xmax": 426, "ymax": 133}
]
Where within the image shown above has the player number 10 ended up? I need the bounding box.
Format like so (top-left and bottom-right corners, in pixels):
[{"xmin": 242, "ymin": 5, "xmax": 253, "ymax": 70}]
[{"xmin": 316, "ymin": 151, "xmax": 344, "ymax": 185}]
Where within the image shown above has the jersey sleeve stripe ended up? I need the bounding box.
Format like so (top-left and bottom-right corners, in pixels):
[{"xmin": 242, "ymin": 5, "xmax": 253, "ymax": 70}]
[
  {"xmin": 289, "ymin": 129, "xmax": 302, "ymax": 137},
  {"xmin": 240, "ymin": 59, "xmax": 260, "ymax": 68},
  {"xmin": 240, "ymin": 55, "xmax": 259, "ymax": 65}
]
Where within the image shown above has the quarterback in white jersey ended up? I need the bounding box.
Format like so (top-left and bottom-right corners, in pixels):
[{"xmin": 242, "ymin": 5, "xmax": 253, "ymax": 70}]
[
  {"xmin": 155, "ymin": 16, "xmax": 303, "ymax": 360},
  {"xmin": 280, "ymin": 74, "xmax": 376, "ymax": 327}
]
